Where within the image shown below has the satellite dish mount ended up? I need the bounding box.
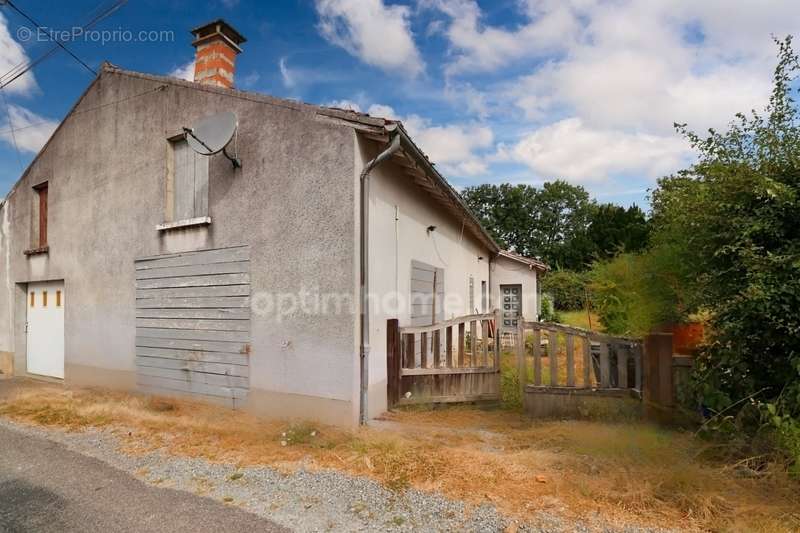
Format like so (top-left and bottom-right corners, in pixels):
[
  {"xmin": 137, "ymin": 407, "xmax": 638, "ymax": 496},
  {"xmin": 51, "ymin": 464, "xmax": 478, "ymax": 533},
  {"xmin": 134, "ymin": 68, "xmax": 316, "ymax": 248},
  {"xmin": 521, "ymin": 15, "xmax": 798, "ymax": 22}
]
[{"xmin": 183, "ymin": 111, "xmax": 241, "ymax": 169}]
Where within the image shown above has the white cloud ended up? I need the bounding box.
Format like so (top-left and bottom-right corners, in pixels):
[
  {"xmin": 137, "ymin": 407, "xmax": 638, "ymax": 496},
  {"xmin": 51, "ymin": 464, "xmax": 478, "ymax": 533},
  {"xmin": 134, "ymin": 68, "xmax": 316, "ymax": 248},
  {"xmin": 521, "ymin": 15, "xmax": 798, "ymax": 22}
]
[
  {"xmin": 365, "ymin": 104, "xmax": 397, "ymax": 118},
  {"xmin": 279, "ymin": 57, "xmax": 295, "ymax": 88},
  {"xmin": 422, "ymin": 0, "xmax": 582, "ymax": 75},
  {"xmin": 324, "ymin": 99, "xmax": 363, "ymax": 112},
  {"xmin": 315, "ymin": 0, "xmax": 424, "ymax": 76},
  {"xmin": 168, "ymin": 61, "xmax": 194, "ymax": 81},
  {"xmin": 0, "ymin": 105, "xmax": 58, "ymax": 154},
  {"xmin": 402, "ymin": 114, "xmax": 494, "ymax": 176},
  {"xmin": 0, "ymin": 12, "xmax": 38, "ymax": 95},
  {"xmin": 503, "ymin": 118, "xmax": 691, "ymax": 183}
]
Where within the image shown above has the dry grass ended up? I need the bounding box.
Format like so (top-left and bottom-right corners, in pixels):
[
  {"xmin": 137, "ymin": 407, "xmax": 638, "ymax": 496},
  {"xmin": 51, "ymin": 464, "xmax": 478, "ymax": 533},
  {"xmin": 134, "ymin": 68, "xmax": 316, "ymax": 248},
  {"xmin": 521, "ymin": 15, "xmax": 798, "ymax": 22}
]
[{"xmin": 1, "ymin": 385, "xmax": 798, "ymax": 532}]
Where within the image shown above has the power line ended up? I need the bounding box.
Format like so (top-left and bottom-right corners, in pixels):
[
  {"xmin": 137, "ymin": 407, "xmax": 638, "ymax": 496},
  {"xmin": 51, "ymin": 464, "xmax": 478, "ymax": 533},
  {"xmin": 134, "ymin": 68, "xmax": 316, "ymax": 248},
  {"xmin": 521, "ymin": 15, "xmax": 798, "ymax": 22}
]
[
  {"xmin": 5, "ymin": 0, "xmax": 96, "ymax": 76},
  {"xmin": 0, "ymin": 86, "xmax": 23, "ymax": 170},
  {"xmin": 0, "ymin": 0, "xmax": 128, "ymax": 90}
]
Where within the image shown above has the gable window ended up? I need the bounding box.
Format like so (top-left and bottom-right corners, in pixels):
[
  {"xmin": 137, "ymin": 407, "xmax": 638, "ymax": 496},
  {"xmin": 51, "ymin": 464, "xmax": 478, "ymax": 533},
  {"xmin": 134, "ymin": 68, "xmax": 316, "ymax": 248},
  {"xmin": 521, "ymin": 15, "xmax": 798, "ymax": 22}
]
[
  {"xmin": 25, "ymin": 182, "xmax": 50, "ymax": 255},
  {"xmin": 36, "ymin": 183, "xmax": 48, "ymax": 247},
  {"xmin": 158, "ymin": 138, "xmax": 210, "ymax": 230}
]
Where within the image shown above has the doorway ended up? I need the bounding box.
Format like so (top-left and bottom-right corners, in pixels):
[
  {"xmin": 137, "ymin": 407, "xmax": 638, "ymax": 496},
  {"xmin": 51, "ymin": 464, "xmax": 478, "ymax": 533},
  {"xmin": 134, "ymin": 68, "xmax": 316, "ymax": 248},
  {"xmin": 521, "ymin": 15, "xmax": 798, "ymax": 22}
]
[{"xmin": 26, "ymin": 280, "xmax": 65, "ymax": 379}]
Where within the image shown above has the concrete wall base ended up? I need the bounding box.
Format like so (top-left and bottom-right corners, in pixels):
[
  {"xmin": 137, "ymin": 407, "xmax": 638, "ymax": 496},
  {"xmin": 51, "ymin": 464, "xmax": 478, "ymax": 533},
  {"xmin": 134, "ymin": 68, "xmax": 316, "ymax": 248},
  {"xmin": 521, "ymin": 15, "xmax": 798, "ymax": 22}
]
[
  {"xmin": 0, "ymin": 351, "xmax": 13, "ymax": 379},
  {"xmin": 524, "ymin": 386, "xmax": 642, "ymax": 421},
  {"xmin": 65, "ymin": 363, "xmax": 137, "ymax": 390},
  {"xmin": 60, "ymin": 363, "xmax": 358, "ymax": 428},
  {"xmin": 243, "ymin": 388, "xmax": 357, "ymax": 429}
]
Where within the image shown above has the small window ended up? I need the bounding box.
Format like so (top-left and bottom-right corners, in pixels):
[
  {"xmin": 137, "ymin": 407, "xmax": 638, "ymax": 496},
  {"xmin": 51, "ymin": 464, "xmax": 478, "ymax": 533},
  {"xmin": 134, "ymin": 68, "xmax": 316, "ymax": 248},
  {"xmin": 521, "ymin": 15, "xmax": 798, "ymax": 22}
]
[
  {"xmin": 469, "ymin": 276, "xmax": 475, "ymax": 312},
  {"xmin": 30, "ymin": 291, "xmax": 35, "ymax": 307},
  {"xmin": 33, "ymin": 182, "xmax": 48, "ymax": 248},
  {"xmin": 169, "ymin": 139, "xmax": 209, "ymax": 221},
  {"xmin": 42, "ymin": 290, "xmax": 48, "ymax": 307},
  {"xmin": 481, "ymin": 280, "xmax": 487, "ymax": 312},
  {"xmin": 56, "ymin": 290, "xmax": 62, "ymax": 307}
]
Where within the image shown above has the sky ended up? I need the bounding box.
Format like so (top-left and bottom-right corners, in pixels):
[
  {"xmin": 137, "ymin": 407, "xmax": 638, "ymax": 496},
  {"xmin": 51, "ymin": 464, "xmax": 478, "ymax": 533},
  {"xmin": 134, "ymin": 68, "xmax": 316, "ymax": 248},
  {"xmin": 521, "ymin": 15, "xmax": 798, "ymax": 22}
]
[{"xmin": 1, "ymin": 0, "xmax": 798, "ymax": 207}]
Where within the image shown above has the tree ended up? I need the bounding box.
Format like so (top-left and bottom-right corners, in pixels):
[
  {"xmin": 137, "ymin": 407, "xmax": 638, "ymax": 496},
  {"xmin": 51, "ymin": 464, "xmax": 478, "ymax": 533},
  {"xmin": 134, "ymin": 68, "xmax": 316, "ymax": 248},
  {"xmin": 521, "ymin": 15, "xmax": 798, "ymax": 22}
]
[
  {"xmin": 587, "ymin": 203, "xmax": 650, "ymax": 260},
  {"xmin": 461, "ymin": 180, "xmax": 596, "ymax": 269},
  {"xmin": 462, "ymin": 181, "xmax": 651, "ymax": 270},
  {"xmin": 650, "ymin": 37, "xmax": 800, "ymax": 419}
]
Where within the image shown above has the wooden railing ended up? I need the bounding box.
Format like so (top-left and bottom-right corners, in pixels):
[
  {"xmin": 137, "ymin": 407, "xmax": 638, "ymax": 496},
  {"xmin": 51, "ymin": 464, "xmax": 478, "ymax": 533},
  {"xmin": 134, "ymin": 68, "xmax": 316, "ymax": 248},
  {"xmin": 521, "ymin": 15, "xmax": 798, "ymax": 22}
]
[
  {"xmin": 516, "ymin": 321, "xmax": 643, "ymax": 397},
  {"xmin": 387, "ymin": 311, "xmax": 501, "ymax": 407}
]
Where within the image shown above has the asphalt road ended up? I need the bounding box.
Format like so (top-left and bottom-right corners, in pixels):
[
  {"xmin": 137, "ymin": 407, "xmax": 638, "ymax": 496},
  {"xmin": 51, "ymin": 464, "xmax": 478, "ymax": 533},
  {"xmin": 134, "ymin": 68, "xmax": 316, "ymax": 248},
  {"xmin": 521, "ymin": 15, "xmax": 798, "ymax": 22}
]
[{"xmin": 0, "ymin": 424, "xmax": 287, "ymax": 533}]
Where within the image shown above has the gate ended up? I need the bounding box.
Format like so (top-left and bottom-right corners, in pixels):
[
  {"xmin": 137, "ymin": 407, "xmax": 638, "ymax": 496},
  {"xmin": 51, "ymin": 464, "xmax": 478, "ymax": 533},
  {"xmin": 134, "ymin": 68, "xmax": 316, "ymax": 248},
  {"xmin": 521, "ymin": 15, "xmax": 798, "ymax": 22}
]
[
  {"xmin": 386, "ymin": 311, "xmax": 501, "ymax": 407},
  {"xmin": 515, "ymin": 320, "xmax": 644, "ymax": 418}
]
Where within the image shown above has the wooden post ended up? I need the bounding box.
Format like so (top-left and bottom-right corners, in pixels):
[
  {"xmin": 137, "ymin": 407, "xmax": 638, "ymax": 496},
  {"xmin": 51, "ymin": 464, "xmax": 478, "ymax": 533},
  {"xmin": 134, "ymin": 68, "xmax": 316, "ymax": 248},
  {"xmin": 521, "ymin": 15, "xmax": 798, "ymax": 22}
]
[
  {"xmin": 599, "ymin": 342, "xmax": 610, "ymax": 388},
  {"xmin": 494, "ymin": 309, "xmax": 502, "ymax": 369},
  {"xmin": 458, "ymin": 322, "xmax": 465, "ymax": 367},
  {"xmin": 445, "ymin": 326, "xmax": 453, "ymax": 368},
  {"xmin": 470, "ymin": 320, "xmax": 478, "ymax": 366},
  {"xmin": 420, "ymin": 331, "xmax": 428, "ymax": 369},
  {"xmin": 582, "ymin": 336, "xmax": 591, "ymax": 387},
  {"xmin": 387, "ymin": 319, "xmax": 400, "ymax": 408},
  {"xmin": 618, "ymin": 343, "xmax": 629, "ymax": 389},
  {"xmin": 634, "ymin": 342, "xmax": 643, "ymax": 391},
  {"xmin": 481, "ymin": 320, "xmax": 489, "ymax": 366},
  {"xmin": 517, "ymin": 320, "xmax": 526, "ymax": 398},
  {"xmin": 404, "ymin": 333, "xmax": 415, "ymax": 369},
  {"xmin": 433, "ymin": 329, "xmax": 441, "ymax": 368},
  {"xmin": 566, "ymin": 334, "xmax": 575, "ymax": 387},
  {"xmin": 548, "ymin": 330, "xmax": 558, "ymax": 386},
  {"xmin": 644, "ymin": 333, "xmax": 674, "ymax": 405},
  {"xmin": 533, "ymin": 328, "xmax": 542, "ymax": 386}
]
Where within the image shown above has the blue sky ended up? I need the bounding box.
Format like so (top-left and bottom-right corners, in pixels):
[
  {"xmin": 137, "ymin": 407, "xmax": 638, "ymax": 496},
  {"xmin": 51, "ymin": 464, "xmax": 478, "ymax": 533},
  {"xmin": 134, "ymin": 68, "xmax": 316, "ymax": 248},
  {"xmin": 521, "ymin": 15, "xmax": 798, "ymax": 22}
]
[{"xmin": 1, "ymin": 0, "xmax": 798, "ymax": 207}]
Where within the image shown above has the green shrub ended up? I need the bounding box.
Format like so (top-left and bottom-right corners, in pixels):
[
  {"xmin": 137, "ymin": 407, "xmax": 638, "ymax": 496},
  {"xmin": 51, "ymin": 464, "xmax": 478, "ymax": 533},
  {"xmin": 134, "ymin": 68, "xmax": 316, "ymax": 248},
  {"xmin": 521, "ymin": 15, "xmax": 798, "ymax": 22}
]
[
  {"xmin": 538, "ymin": 293, "xmax": 561, "ymax": 323},
  {"xmin": 540, "ymin": 270, "xmax": 590, "ymax": 311},
  {"xmin": 588, "ymin": 252, "xmax": 683, "ymax": 336}
]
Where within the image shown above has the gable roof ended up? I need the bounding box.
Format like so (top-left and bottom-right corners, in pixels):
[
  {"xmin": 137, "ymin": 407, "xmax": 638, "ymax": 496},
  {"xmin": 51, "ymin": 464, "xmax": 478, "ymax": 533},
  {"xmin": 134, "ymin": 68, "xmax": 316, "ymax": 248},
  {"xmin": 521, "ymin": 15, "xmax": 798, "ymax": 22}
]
[
  {"xmin": 498, "ymin": 250, "xmax": 549, "ymax": 271},
  {"xmin": 1, "ymin": 63, "xmax": 500, "ymax": 253}
]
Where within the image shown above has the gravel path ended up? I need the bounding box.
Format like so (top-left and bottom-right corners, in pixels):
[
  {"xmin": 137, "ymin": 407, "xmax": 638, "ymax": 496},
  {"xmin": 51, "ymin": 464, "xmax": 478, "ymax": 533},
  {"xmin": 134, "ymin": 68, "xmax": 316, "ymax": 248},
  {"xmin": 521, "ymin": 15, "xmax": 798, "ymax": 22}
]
[{"xmin": 0, "ymin": 418, "xmax": 674, "ymax": 532}]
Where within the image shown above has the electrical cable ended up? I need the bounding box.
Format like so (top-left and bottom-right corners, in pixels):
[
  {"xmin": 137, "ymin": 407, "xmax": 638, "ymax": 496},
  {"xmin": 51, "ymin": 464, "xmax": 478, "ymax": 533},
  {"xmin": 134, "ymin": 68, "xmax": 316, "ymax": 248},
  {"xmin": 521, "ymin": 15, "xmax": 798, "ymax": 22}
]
[
  {"xmin": 0, "ymin": 0, "xmax": 128, "ymax": 89},
  {"xmin": 5, "ymin": 0, "xmax": 96, "ymax": 76}
]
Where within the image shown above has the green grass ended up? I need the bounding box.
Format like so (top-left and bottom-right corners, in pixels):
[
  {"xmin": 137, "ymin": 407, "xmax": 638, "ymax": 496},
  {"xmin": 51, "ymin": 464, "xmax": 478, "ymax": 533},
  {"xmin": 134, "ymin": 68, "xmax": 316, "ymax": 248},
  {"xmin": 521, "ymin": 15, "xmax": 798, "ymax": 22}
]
[{"xmin": 558, "ymin": 309, "xmax": 603, "ymax": 331}]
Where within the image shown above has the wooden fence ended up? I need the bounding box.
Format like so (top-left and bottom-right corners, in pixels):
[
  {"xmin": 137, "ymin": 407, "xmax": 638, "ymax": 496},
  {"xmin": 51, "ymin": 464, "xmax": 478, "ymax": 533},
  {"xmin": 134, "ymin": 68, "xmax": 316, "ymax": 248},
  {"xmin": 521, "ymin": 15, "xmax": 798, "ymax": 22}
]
[
  {"xmin": 516, "ymin": 320, "xmax": 643, "ymax": 396},
  {"xmin": 387, "ymin": 311, "xmax": 501, "ymax": 407}
]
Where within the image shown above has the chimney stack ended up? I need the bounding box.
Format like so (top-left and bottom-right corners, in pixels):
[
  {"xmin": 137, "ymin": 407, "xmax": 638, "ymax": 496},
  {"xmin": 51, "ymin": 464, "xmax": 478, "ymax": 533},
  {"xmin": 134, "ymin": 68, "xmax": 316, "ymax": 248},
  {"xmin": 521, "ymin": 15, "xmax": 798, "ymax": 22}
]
[{"xmin": 191, "ymin": 19, "xmax": 246, "ymax": 89}]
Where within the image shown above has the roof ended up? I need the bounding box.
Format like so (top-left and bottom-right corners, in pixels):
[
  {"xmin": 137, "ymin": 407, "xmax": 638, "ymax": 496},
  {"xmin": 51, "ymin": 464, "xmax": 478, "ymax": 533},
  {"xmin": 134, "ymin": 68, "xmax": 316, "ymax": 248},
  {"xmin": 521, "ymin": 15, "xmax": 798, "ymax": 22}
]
[
  {"xmin": 498, "ymin": 250, "xmax": 549, "ymax": 271},
  {"xmin": 1, "ymin": 63, "xmax": 500, "ymax": 253}
]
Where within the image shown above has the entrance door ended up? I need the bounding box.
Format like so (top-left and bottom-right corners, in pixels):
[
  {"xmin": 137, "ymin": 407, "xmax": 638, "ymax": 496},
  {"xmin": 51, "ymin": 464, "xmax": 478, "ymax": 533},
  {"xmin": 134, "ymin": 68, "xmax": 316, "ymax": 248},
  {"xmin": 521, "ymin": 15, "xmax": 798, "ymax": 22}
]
[
  {"xmin": 501, "ymin": 284, "xmax": 522, "ymax": 329},
  {"xmin": 26, "ymin": 280, "xmax": 65, "ymax": 379}
]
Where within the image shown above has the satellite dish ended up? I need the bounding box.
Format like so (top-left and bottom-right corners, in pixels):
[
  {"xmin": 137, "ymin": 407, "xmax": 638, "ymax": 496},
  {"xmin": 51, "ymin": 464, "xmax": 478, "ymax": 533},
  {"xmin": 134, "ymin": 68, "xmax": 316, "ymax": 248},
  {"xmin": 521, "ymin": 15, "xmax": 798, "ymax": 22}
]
[{"xmin": 183, "ymin": 111, "xmax": 241, "ymax": 168}]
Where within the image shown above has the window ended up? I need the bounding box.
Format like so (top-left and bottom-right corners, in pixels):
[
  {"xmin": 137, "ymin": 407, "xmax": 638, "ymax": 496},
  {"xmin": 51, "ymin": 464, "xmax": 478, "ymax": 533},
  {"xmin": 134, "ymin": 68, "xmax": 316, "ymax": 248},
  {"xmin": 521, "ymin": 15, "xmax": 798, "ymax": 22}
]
[
  {"xmin": 30, "ymin": 291, "xmax": 35, "ymax": 308},
  {"xmin": 481, "ymin": 280, "xmax": 487, "ymax": 312},
  {"xmin": 469, "ymin": 276, "xmax": 475, "ymax": 313},
  {"xmin": 169, "ymin": 139, "xmax": 208, "ymax": 222},
  {"xmin": 410, "ymin": 260, "xmax": 444, "ymax": 326},
  {"xmin": 42, "ymin": 290, "xmax": 48, "ymax": 307},
  {"xmin": 56, "ymin": 290, "xmax": 62, "ymax": 307},
  {"xmin": 34, "ymin": 182, "xmax": 48, "ymax": 248}
]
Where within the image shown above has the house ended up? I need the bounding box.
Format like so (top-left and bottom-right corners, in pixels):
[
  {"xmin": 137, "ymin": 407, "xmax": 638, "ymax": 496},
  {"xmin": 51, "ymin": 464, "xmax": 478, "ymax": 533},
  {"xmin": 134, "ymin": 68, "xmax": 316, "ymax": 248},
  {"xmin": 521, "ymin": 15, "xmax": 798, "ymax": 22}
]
[
  {"xmin": 0, "ymin": 20, "xmax": 540, "ymax": 426},
  {"xmin": 493, "ymin": 250, "xmax": 548, "ymax": 330}
]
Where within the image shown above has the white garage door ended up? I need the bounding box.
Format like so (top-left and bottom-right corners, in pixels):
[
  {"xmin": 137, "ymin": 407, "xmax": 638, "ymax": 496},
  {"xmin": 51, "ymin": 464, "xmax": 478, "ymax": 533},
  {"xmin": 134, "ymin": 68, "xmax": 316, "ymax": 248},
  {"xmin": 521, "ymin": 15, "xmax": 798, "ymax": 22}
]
[{"xmin": 26, "ymin": 280, "xmax": 65, "ymax": 379}]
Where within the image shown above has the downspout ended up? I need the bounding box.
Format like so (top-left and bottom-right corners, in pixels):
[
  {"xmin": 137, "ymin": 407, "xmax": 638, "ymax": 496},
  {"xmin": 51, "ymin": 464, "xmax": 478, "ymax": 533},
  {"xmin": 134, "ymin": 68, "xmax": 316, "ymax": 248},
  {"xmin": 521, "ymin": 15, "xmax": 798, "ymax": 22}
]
[{"xmin": 360, "ymin": 127, "xmax": 401, "ymax": 425}]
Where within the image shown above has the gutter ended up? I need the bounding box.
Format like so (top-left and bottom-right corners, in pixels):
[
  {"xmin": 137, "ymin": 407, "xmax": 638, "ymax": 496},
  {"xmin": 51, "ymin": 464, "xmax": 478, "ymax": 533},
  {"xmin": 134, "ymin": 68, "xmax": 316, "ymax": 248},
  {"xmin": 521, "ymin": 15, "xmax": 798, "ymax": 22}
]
[{"xmin": 359, "ymin": 126, "xmax": 400, "ymax": 425}]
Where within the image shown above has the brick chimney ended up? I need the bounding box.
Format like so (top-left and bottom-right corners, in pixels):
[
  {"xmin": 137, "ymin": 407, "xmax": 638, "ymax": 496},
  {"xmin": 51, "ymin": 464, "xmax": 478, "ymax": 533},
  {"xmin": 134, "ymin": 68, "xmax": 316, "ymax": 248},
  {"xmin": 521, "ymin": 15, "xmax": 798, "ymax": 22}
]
[{"xmin": 191, "ymin": 19, "xmax": 246, "ymax": 89}]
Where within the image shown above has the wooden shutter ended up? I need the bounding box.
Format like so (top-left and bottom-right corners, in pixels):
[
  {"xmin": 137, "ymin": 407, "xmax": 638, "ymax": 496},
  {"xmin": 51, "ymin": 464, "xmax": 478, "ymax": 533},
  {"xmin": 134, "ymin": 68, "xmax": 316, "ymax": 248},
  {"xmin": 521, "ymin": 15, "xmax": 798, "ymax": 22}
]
[{"xmin": 173, "ymin": 140, "xmax": 209, "ymax": 220}]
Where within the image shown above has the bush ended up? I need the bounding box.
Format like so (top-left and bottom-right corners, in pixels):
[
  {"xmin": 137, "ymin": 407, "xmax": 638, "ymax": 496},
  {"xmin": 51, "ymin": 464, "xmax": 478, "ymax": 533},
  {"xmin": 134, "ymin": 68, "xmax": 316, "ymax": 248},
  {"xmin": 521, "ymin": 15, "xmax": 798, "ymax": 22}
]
[
  {"xmin": 589, "ymin": 252, "xmax": 684, "ymax": 336},
  {"xmin": 538, "ymin": 293, "xmax": 561, "ymax": 323},
  {"xmin": 540, "ymin": 270, "xmax": 590, "ymax": 311}
]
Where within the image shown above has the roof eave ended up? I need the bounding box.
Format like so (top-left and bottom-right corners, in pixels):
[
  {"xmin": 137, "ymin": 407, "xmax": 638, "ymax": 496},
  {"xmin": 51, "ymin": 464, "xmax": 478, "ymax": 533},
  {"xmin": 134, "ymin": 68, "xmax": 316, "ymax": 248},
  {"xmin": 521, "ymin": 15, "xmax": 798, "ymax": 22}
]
[{"xmin": 392, "ymin": 124, "xmax": 501, "ymax": 254}]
